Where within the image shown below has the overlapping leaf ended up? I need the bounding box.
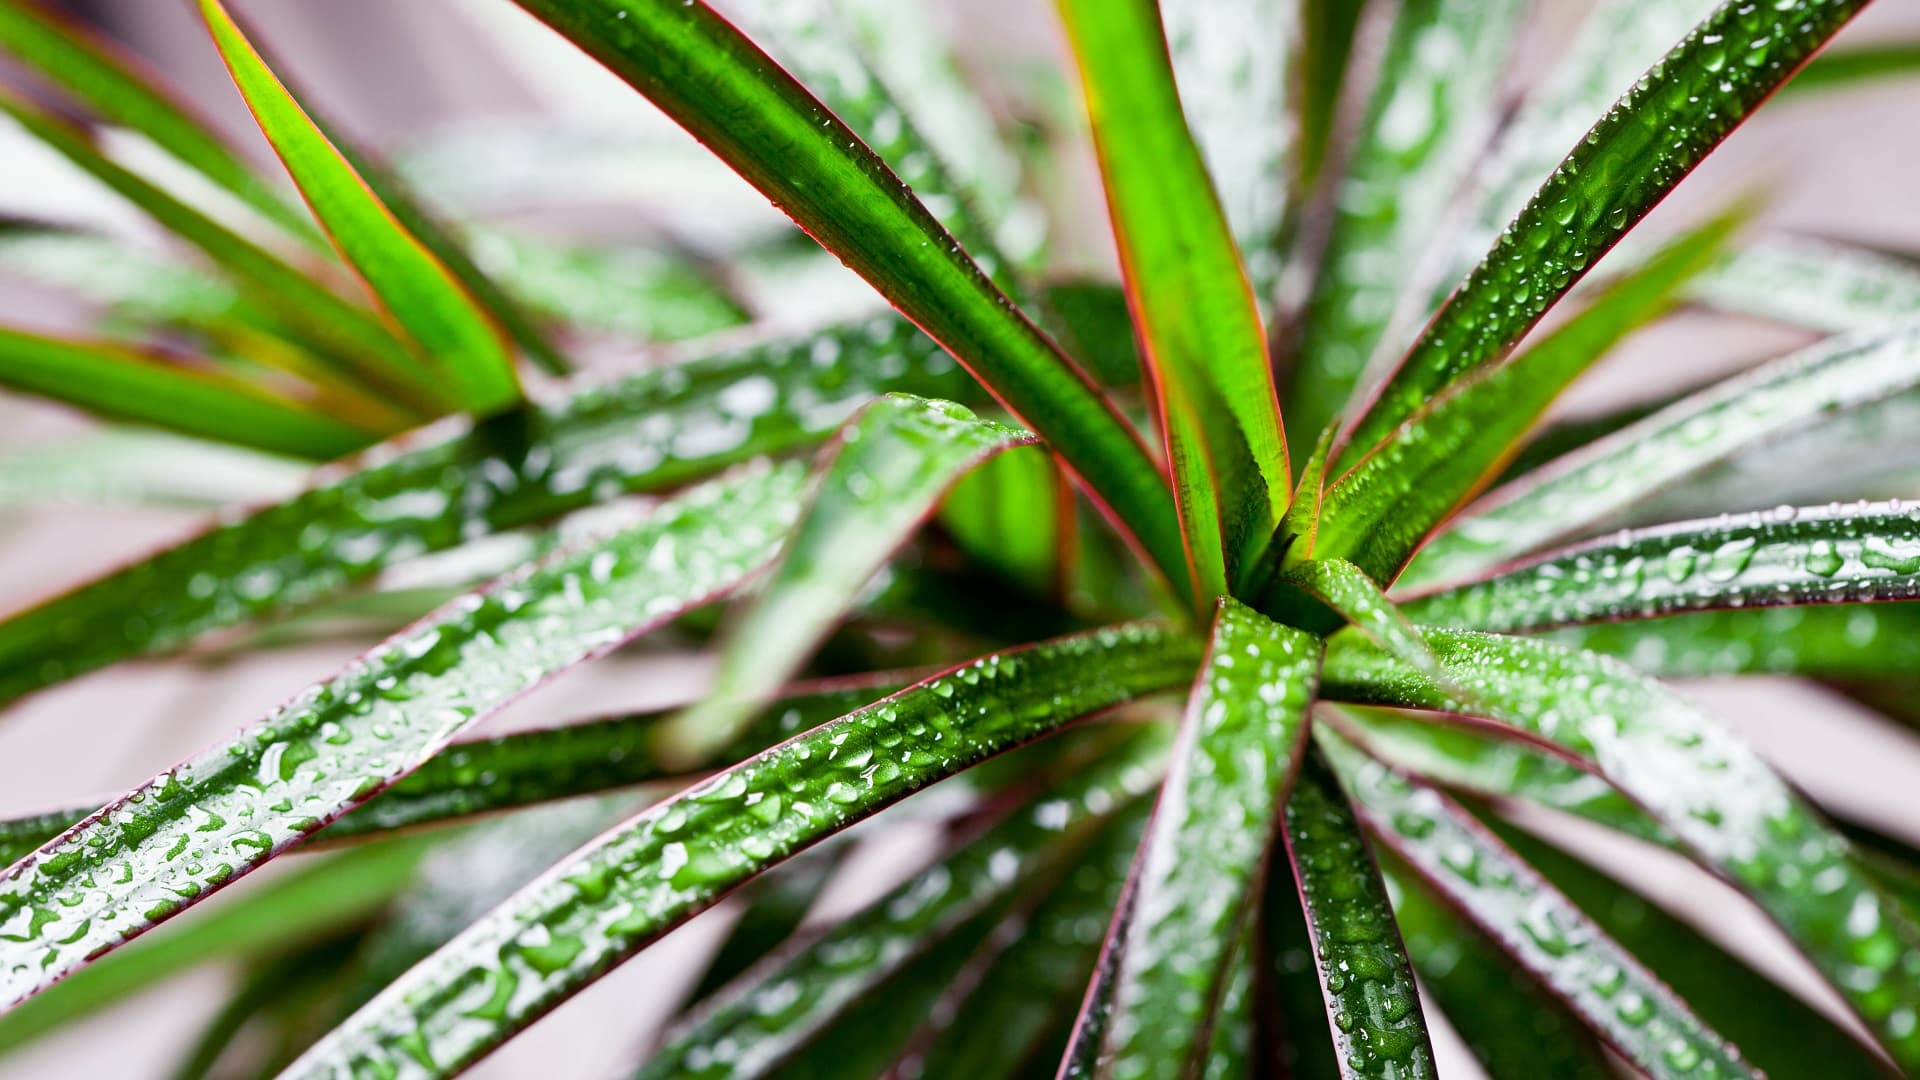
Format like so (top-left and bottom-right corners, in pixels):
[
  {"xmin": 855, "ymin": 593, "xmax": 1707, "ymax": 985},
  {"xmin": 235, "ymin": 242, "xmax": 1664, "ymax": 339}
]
[
  {"xmin": 510, "ymin": 0, "xmax": 1187, "ymax": 599},
  {"xmin": 286, "ymin": 622, "xmax": 1200, "ymax": 1077},
  {"xmin": 1338, "ymin": 0, "xmax": 1867, "ymax": 468}
]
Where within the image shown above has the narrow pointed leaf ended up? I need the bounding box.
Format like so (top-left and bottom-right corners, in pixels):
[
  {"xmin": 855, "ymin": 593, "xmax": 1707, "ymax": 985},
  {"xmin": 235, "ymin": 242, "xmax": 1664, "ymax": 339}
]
[
  {"xmin": 1410, "ymin": 499, "xmax": 1920, "ymax": 633},
  {"xmin": 510, "ymin": 0, "xmax": 1187, "ymax": 600},
  {"xmin": 1410, "ymin": 319, "xmax": 1920, "ymax": 586},
  {"xmin": 1273, "ymin": 557, "xmax": 1441, "ymax": 678},
  {"xmin": 1280, "ymin": 748, "xmax": 1437, "ymax": 1078},
  {"xmin": 1097, "ymin": 598, "xmax": 1320, "ymax": 1071},
  {"xmin": 0, "ymin": 462, "xmax": 806, "ymax": 1006},
  {"xmin": 667, "ymin": 395, "xmax": 1034, "ymax": 762},
  {"xmin": 1786, "ymin": 39, "xmax": 1920, "ymax": 94},
  {"xmin": 1687, "ymin": 236, "xmax": 1920, "ymax": 333},
  {"xmin": 471, "ymin": 230, "xmax": 748, "ymax": 344},
  {"xmin": 0, "ymin": 312, "xmax": 968, "ymax": 706},
  {"xmin": 685, "ymin": 844, "xmax": 846, "ymax": 1005},
  {"xmin": 1057, "ymin": 873, "xmax": 1136, "ymax": 1080},
  {"xmin": 1285, "ymin": 0, "xmax": 1528, "ymax": 453},
  {"xmin": 940, "ymin": 445, "xmax": 1067, "ymax": 598},
  {"xmin": 0, "ymin": 326, "xmax": 370, "ymax": 459},
  {"xmin": 1161, "ymin": 0, "xmax": 1301, "ymax": 300},
  {"xmin": 1543, "ymin": 602, "xmax": 1920, "ymax": 680},
  {"xmin": 0, "ymin": 93, "xmax": 443, "ymax": 411},
  {"xmin": 1338, "ymin": 0, "xmax": 1868, "ymax": 467},
  {"xmin": 1316, "ymin": 213, "xmax": 1735, "ymax": 584},
  {"xmin": 1321, "ymin": 730, "xmax": 1757, "ymax": 1079},
  {"xmin": 635, "ymin": 731, "xmax": 1167, "ymax": 1079},
  {"xmin": 0, "ymin": 0, "xmax": 318, "ymax": 243},
  {"xmin": 1295, "ymin": 0, "xmax": 1370, "ymax": 186},
  {"xmin": 0, "ymin": 837, "xmax": 429, "ymax": 1055},
  {"xmin": 200, "ymin": 0, "xmax": 522, "ymax": 415},
  {"xmin": 1057, "ymin": 0, "xmax": 1290, "ymax": 604},
  {"xmin": 286, "ymin": 622, "xmax": 1201, "ymax": 1077},
  {"xmin": 909, "ymin": 802, "xmax": 1150, "ymax": 1080},
  {"xmin": 1320, "ymin": 627, "xmax": 1920, "ymax": 1068}
]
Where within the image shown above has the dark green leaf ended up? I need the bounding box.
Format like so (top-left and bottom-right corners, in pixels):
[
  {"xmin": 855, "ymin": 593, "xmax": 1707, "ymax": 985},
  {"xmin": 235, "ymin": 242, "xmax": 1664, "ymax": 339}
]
[
  {"xmin": 0, "ymin": 313, "xmax": 967, "ymax": 706},
  {"xmin": 1273, "ymin": 557, "xmax": 1440, "ymax": 677},
  {"xmin": 939, "ymin": 445, "xmax": 1066, "ymax": 598},
  {"xmin": 1285, "ymin": 0, "xmax": 1528, "ymax": 454},
  {"xmin": 1338, "ymin": 0, "xmax": 1867, "ymax": 468},
  {"xmin": 1058, "ymin": 0, "xmax": 1291, "ymax": 605},
  {"xmin": 1320, "ymin": 627, "xmax": 1920, "ymax": 1068},
  {"xmin": 285, "ymin": 622, "xmax": 1200, "ymax": 1077},
  {"xmin": 509, "ymin": 0, "xmax": 1188, "ymax": 601},
  {"xmin": 0, "ymin": 462, "xmax": 805, "ymax": 1006},
  {"xmin": 1097, "ymin": 598, "xmax": 1320, "ymax": 1070}
]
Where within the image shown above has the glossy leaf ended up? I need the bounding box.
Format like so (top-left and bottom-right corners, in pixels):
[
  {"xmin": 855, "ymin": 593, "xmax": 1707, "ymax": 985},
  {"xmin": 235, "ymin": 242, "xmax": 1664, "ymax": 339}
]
[
  {"xmin": 1409, "ymin": 319, "xmax": 1920, "ymax": 587},
  {"xmin": 0, "ymin": 93, "xmax": 442, "ymax": 412},
  {"xmin": 1098, "ymin": 598, "xmax": 1320, "ymax": 1071},
  {"xmin": 685, "ymin": 844, "xmax": 846, "ymax": 1005},
  {"xmin": 1161, "ymin": 0, "xmax": 1300, "ymax": 300},
  {"xmin": 510, "ymin": 0, "xmax": 1188, "ymax": 601},
  {"xmin": 1280, "ymin": 748, "xmax": 1436, "ymax": 1078},
  {"xmin": 1257, "ymin": 848, "xmax": 1345, "ymax": 1077},
  {"xmin": 1057, "ymin": 870, "xmax": 1136, "ymax": 1080},
  {"xmin": 0, "ymin": 312, "xmax": 968, "ymax": 706},
  {"xmin": 1320, "ymin": 627, "xmax": 1920, "ymax": 1067},
  {"xmin": 1273, "ymin": 557, "xmax": 1440, "ymax": 677},
  {"xmin": 0, "ymin": 325, "xmax": 371, "ymax": 459},
  {"xmin": 1321, "ymin": 730, "xmax": 1755, "ymax": 1079},
  {"xmin": 1057, "ymin": 0, "xmax": 1290, "ymax": 605},
  {"xmin": 1544, "ymin": 602, "xmax": 1920, "ymax": 680},
  {"xmin": 1409, "ymin": 499, "xmax": 1920, "ymax": 633},
  {"xmin": 1687, "ymin": 236, "xmax": 1920, "ymax": 333},
  {"xmin": 1315, "ymin": 213, "xmax": 1735, "ymax": 584},
  {"xmin": 201, "ymin": 0, "xmax": 522, "ymax": 415},
  {"xmin": 1285, "ymin": 0, "xmax": 1527, "ymax": 454},
  {"xmin": 285, "ymin": 622, "xmax": 1200, "ymax": 1077},
  {"xmin": 635, "ymin": 730, "xmax": 1167, "ymax": 1079},
  {"xmin": 0, "ymin": 462, "xmax": 806, "ymax": 1006},
  {"xmin": 0, "ymin": 0, "xmax": 317, "ymax": 242},
  {"xmin": 1338, "ymin": 0, "xmax": 1867, "ymax": 468},
  {"xmin": 0, "ymin": 837, "xmax": 428, "ymax": 1054},
  {"xmin": 667, "ymin": 395, "xmax": 1033, "ymax": 762}
]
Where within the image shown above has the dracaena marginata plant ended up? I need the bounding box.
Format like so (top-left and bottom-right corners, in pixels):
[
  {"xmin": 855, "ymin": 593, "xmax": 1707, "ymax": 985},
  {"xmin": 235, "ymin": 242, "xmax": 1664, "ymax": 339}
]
[{"xmin": 1, "ymin": 0, "xmax": 1920, "ymax": 1075}]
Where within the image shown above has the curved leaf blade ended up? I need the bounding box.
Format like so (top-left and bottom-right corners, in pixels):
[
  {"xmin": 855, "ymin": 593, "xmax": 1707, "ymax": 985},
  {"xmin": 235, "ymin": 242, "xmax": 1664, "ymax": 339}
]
[
  {"xmin": 1409, "ymin": 499, "xmax": 1920, "ymax": 633},
  {"xmin": 1544, "ymin": 602, "xmax": 1920, "ymax": 680},
  {"xmin": 0, "ymin": 312, "xmax": 967, "ymax": 706},
  {"xmin": 1280, "ymin": 748, "xmax": 1437, "ymax": 1078},
  {"xmin": 0, "ymin": 326, "xmax": 370, "ymax": 459},
  {"xmin": 285, "ymin": 622, "xmax": 1201, "ymax": 1077},
  {"xmin": 510, "ymin": 0, "xmax": 1187, "ymax": 602},
  {"xmin": 200, "ymin": 0, "xmax": 522, "ymax": 415},
  {"xmin": 1272, "ymin": 557, "xmax": 1441, "ymax": 678},
  {"xmin": 667, "ymin": 395, "xmax": 1034, "ymax": 762},
  {"xmin": 1786, "ymin": 39, "xmax": 1920, "ymax": 94},
  {"xmin": 1410, "ymin": 319, "xmax": 1920, "ymax": 587},
  {"xmin": 1098, "ymin": 598, "xmax": 1320, "ymax": 1071},
  {"xmin": 1687, "ymin": 236, "xmax": 1920, "ymax": 333},
  {"xmin": 0, "ymin": 462, "xmax": 806, "ymax": 1007},
  {"xmin": 1321, "ymin": 730, "xmax": 1756, "ymax": 1079},
  {"xmin": 1337, "ymin": 0, "xmax": 1868, "ymax": 468},
  {"xmin": 1285, "ymin": 0, "xmax": 1528, "ymax": 453},
  {"xmin": 1056, "ymin": 0, "xmax": 1290, "ymax": 605},
  {"xmin": 1320, "ymin": 628, "xmax": 1920, "ymax": 1068}
]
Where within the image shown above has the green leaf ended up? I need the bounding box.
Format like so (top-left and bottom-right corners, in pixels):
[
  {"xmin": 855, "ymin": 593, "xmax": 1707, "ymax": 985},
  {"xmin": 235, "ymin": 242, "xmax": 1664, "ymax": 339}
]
[
  {"xmin": 1336, "ymin": 0, "xmax": 1867, "ymax": 469},
  {"xmin": 285, "ymin": 622, "xmax": 1200, "ymax": 1077},
  {"xmin": 908, "ymin": 802, "xmax": 1150, "ymax": 1079},
  {"xmin": 1786, "ymin": 39, "xmax": 1920, "ymax": 95},
  {"xmin": 635, "ymin": 729, "xmax": 1167, "ymax": 1078},
  {"xmin": 1279, "ymin": 747, "xmax": 1437, "ymax": 1078},
  {"xmin": 1295, "ymin": 0, "xmax": 1371, "ymax": 187},
  {"xmin": 939, "ymin": 445, "xmax": 1067, "ymax": 598},
  {"xmin": 0, "ymin": 92, "xmax": 444, "ymax": 413},
  {"xmin": 1314, "ymin": 212, "xmax": 1736, "ymax": 584},
  {"xmin": 684, "ymin": 843, "xmax": 846, "ymax": 1004},
  {"xmin": 1408, "ymin": 499, "xmax": 1920, "ymax": 633},
  {"xmin": 200, "ymin": 0, "xmax": 523, "ymax": 415},
  {"xmin": 1542, "ymin": 602, "xmax": 1920, "ymax": 680},
  {"xmin": 167, "ymin": 930, "xmax": 364, "ymax": 1080},
  {"xmin": 0, "ymin": 461, "xmax": 806, "ymax": 1007},
  {"xmin": 0, "ymin": 326, "xmax": 371, "ymax": 459},
  {"xmin": 0, "ymin": 837, "xmax": 428, "ymax": 1055},
  {"xmin": 470, "ymin": 230, "xmax": 749, "ymax": 345},
  {"xmin": 665, "ymin": 395, "xmax": 1034, "ymax": 763},
  {"xmin": 0, "ymin": 0, "xmax": 318, "ymax": 243},
  {"xmin": 1161, "ymin": 0, "xmax": 1301, "ymax": 300},
  {"xmin": 1284, "ymin": 0, "xmax": 1528, "ymax": 454},
  {"xmin": 1320, "ymin": 729, "xmax": 1756, "ymax": 1079},
  {"xmin": 1272, "ymin": 557, "xmax": 1441, "ymax": 677},
  {"xmin": 1408, "ymin": 319, "xmax": 1920, "ymax": 587},
  {"xmin": 1381, "ymin": 859, "xmax": 1614, "ymax": 1080},
  {"xmin": 1320, "ymin": 627, "xmax": 1920, "ymax": 1068},
  {"xmin": 1097, "ymin": 598, "xmax": 1320, "ymax": 1070},
  {"xmin": 1057, "ymin": 0, "xmax": 1291, "ymax": 605},
  {"xmin": 1687, "ymin": 236, "xmax": 1920, "ymax": 333},
  {"xmin": 0, "ymin": 312, "xmax": 968, "ymax": 706},
  {"xmin": 510, "ymin": 0, "xmax": 1188, "ymax": 603}
]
